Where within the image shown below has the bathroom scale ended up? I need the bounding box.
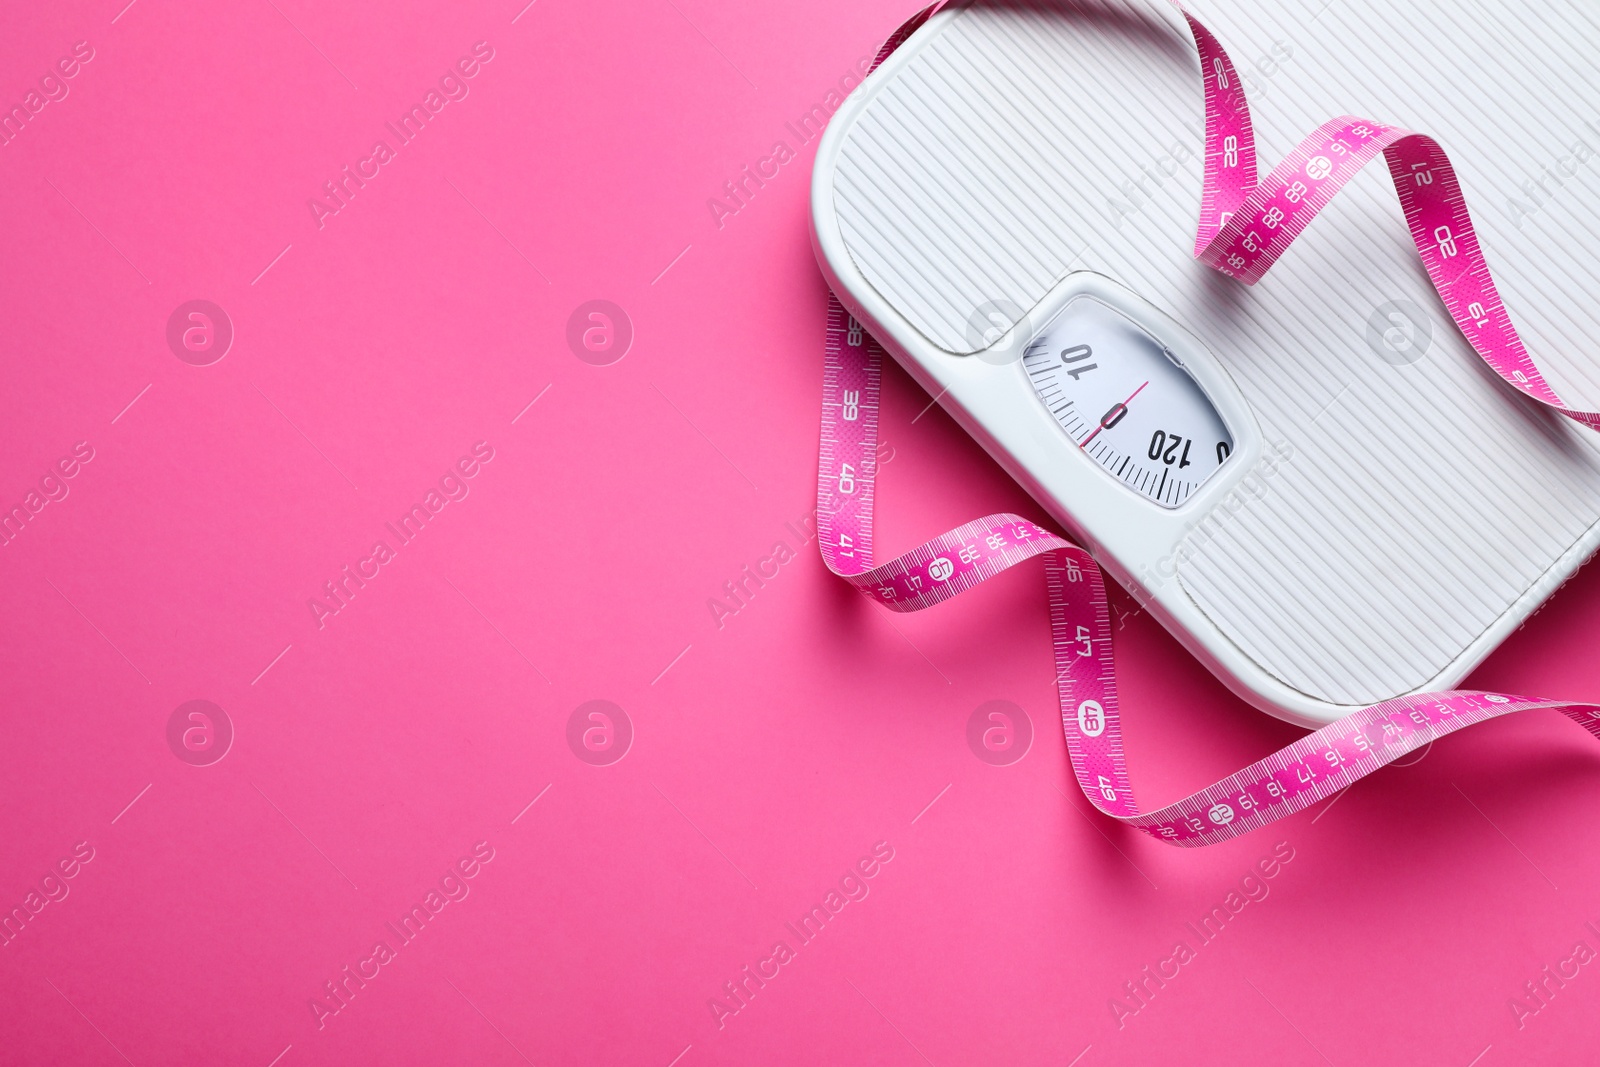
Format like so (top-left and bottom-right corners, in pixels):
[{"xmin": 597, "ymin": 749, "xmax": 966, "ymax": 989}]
[{"xmin": 809, "ymin": 0, "xmax": 1600, "ymax": 729}]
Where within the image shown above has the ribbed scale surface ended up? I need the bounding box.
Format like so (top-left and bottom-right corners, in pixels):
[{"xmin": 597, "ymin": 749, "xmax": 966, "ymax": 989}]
[{"xmin": 832, "ymin": 0, "xmax": 1600, "ymax": 704}]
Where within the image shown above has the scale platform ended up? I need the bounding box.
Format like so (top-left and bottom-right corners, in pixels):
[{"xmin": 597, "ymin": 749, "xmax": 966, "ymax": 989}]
[{"xmin": 810, "ymin": 0, "xmax": 1600, "ymax": 726}]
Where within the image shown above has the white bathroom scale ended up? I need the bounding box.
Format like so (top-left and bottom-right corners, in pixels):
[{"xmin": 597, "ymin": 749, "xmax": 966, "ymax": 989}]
[{"xmin": 809, "ymin": 0, "xmax": 1600, "ymax": 727}]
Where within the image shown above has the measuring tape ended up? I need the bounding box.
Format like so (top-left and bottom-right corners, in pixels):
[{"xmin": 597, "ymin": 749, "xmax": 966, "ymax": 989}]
[{"xmin": 816, "ymin": 2, "xmax": 1600, "ymax": 846}]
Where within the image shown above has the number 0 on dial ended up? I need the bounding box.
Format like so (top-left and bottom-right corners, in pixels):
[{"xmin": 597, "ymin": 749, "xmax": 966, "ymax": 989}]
[{"xmin": 1023, "ymin": 295, "xmax": 1234, "ymax": 508}]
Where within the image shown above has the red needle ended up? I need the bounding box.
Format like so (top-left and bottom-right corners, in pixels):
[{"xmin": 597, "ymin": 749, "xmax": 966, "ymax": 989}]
[{"xmin": 1080, "ymin": 380, "xmax": 1149, "ymax": 448}]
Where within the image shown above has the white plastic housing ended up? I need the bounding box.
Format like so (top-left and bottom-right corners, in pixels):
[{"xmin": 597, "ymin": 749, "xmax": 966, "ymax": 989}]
[{"xmin": 810, "ymin": 0, "xmax": 1600, "ymax": 726}]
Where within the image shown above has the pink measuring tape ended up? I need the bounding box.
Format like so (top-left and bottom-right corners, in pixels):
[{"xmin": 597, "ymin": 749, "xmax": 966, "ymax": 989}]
[{"xmin": 816, "ymin": 2, "xmax": 1600, "ymax": 846}]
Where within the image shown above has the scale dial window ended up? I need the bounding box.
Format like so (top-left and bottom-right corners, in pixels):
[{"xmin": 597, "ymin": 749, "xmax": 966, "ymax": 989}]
[{"xmin": 1023, "ymin": 296, "xmax": 1233, "ymax": 508}]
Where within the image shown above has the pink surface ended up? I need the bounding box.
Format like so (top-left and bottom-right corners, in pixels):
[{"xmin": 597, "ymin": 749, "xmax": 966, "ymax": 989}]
[{"xmin": 2, "ymin": 2, "xmax": 1599, "ymax": 1065}]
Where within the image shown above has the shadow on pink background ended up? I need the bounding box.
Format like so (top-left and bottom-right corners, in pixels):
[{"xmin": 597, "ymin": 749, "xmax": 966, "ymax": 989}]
[{"xmin": 1, "ymin": 1, "xmax": 1597, "ymax": 1064}]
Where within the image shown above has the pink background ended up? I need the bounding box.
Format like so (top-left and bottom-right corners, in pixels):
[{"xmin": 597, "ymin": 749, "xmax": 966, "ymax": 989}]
[{"xmin": 2, "ymin": 1, "xmax": 1599, "ymax": 1064}]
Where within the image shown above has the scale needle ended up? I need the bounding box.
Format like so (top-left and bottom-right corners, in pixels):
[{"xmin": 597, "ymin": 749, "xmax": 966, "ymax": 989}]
[{"xmin": 1080, "ymin": 380, "xmax": 1148, "ymax": 448}]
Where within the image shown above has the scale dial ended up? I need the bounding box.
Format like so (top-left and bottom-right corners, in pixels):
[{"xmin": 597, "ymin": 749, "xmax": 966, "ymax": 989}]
[{"xmin": 1022, "ymin": 295, "xmax": 1233, "ymax": 508}]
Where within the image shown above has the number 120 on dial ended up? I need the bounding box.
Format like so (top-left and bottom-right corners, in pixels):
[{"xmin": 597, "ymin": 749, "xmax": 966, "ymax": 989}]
[{"xmin": 1022, "ymin": 296, "xmax": 1234, "ymax": 508}]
